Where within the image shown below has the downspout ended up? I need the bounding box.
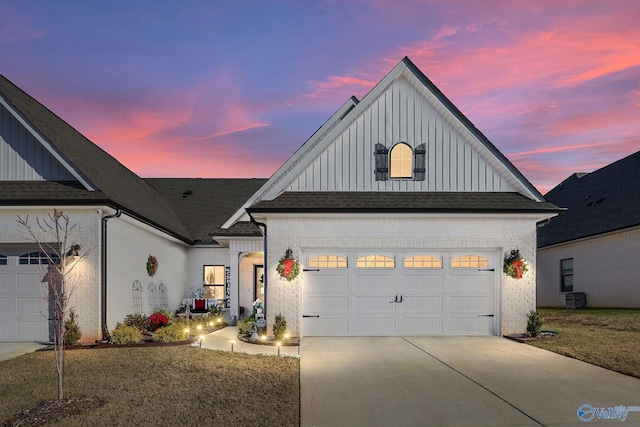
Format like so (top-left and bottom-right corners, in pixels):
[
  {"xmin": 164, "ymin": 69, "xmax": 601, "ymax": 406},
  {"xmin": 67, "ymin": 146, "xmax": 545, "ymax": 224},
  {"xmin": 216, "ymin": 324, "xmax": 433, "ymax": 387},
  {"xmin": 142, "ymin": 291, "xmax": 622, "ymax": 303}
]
[
  {"xmin": 247, "ymin": 211, "xmax": 267, "ymax": 322},
  {"xmin": 101, "ymin": 209, "xmax": 122, "ymax": 341}
]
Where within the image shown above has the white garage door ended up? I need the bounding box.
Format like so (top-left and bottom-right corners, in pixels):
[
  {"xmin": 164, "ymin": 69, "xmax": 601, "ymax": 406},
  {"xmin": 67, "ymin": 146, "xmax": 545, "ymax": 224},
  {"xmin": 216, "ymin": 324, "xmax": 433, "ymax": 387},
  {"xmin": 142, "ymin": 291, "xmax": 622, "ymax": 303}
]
[
  {"xmin": 0, "ymin": 251, "xmax": 50, "ymax": 342},
  {"xmin": 302, "ymin": 251, "xmax": 497, "ymax": 336}
]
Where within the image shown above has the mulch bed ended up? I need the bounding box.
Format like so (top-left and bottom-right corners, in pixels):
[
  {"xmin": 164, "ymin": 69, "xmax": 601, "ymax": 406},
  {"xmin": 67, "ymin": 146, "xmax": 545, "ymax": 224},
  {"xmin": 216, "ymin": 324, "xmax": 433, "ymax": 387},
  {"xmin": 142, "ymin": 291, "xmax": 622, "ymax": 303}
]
[
  {"xmin": 504, "ymin": 330, "xmax": 559, "ymax": 343},
  {"xmin": 238, "ymin": 335, "xmax": 300, "ymax": 346},
  {"xmin": 2, "ymin": 397, "xmax": 104, "ymax": 427},
  {"xmin": 37, "ymin": 339, "xmax": 197, "ymax": 352}
]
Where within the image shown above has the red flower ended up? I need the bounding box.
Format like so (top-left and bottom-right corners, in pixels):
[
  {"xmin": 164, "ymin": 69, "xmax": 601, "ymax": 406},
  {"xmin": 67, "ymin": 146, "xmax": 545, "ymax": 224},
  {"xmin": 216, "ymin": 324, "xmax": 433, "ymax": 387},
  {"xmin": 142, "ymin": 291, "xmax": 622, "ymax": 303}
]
[{"xmin": 148, "ymin": 313, "xmax": 169, "ymax": 331}]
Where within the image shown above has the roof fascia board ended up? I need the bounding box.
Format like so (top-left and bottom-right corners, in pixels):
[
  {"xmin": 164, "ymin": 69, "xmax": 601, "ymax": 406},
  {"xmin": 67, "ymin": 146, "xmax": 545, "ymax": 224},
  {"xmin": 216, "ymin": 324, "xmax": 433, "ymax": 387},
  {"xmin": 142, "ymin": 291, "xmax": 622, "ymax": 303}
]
[
  {"xmin": 538, "ymin": 223, "xmax": 640, "ymax": 250},
  {"xmin": 0, "ymin": 94, "xmax": 97, "ymax": 191},
  {"xmin": 220, "ymin": 96, "xmax": 359, "ymax": 229},
  {"xmin": 399, "ymin": 58, "xmax": 544, "ymax": 202},
  {"xmin": 247, "ymin": 212, "xmax": 559, "ymax": 221}
]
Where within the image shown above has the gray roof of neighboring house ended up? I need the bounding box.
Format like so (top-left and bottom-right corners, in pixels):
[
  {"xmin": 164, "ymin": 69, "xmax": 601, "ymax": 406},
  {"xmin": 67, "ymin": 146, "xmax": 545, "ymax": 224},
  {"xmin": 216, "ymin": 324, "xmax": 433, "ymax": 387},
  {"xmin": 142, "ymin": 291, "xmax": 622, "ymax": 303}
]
[
  {"xmin": 538, "ymin": 150, "xmax": 640, "ymax": 248},
  {"xmin": 248, "ymin": 191, "xmax": 562, "ymax": 214},
  {"xmin": 145, "ymin": 178, "xmax": 267, "ymax": 242},
  {"xmin": 0, "ymin": 75, "xmax": 193, "ymax": 242}
]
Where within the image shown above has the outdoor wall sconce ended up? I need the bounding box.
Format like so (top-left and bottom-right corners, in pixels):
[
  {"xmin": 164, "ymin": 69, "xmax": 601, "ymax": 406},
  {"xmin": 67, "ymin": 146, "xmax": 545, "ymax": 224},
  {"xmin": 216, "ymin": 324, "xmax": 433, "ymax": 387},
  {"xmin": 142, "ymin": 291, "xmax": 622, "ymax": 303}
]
[{"xmin": 66, "ymin": 244, "xmax": 81, "ymax": 258}]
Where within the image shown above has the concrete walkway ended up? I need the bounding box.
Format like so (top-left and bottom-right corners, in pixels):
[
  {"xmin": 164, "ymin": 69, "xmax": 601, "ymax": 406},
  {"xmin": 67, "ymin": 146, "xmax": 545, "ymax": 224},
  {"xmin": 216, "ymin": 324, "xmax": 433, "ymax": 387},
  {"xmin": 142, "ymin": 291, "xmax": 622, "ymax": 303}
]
[
  {"xmin": 199, "ymin": 326, "xmax": 299, "ymax": 356},
  {"xmin": 301, "ymin": 336, "xmax": 640, "ymax": 427},
  {"xmin": 0, "ymin": 342, "xmax": 46, "ymax": 362}
]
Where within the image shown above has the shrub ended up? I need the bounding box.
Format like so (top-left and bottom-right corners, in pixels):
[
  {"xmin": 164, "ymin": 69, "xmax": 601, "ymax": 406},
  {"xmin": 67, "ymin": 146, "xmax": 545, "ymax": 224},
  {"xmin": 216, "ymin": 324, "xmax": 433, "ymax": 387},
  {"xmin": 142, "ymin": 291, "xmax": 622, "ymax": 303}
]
[
  {"xmin": 153, "ymin": 308, "xmax": 175, "ymax": 321},
  {"xmin": 526, "ymin": 310, "xmax": 544, "ymax": 337},
  {"xmin": 148, "ymin": 313, "xmax": 170, "ymax": 331},
  {"xmin": 237, "ymin": 318, "xmax": 255, "ymax": 335},
  {"xmin": 64, "ymin": 309, "xmax": 82, "ymax": 345},
  {"xmin": 153, "ymin": 323, "xmax": 188, "ymax": 342},
  {"xmin": 273, "ymin": 313, "xmax": 287, "ymax": 340},
  {"xmin": 111, "ymin": 325, "xmax": 143, "ymax": 344},
  {"xmin": 124, "ymin": 313, "xmax": 149, "ymax": 330}
]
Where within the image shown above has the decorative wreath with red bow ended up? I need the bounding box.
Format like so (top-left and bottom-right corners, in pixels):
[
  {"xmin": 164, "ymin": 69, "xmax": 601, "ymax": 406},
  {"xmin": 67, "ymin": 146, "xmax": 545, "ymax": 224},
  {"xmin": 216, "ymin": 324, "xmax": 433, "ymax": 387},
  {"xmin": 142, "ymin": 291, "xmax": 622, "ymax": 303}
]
[
  {"xmin": 276, "ymin": 249, "xmax": 301, "ymax": 282},
  {"xmin": 503, "ymin": 249, "xmax": 528, "ymax": 279}
]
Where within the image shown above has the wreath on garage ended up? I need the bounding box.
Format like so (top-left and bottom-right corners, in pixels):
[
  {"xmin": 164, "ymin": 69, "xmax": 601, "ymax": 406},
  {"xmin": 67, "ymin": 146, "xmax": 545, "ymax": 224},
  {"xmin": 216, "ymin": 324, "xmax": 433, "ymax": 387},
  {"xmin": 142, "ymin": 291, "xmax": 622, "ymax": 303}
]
[
  {"xmin": 503, "ymin": 249, "xmax": 527, "ymax": 279},
  {"xmin": 276, "ymin": 248, "xmax": 300, "ymax": 282}
]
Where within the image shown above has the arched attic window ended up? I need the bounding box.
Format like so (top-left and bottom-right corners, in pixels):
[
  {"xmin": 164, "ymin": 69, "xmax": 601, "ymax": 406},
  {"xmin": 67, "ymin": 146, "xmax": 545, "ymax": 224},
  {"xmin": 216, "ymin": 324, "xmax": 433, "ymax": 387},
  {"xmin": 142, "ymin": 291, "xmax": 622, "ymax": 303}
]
[
  {"xmin": 375, "ymin": 143, "xmax": 426, "ymax": 181},
  {"xmin": 390, "ymin": 143, "xmax": 413, "ymax": 179}
]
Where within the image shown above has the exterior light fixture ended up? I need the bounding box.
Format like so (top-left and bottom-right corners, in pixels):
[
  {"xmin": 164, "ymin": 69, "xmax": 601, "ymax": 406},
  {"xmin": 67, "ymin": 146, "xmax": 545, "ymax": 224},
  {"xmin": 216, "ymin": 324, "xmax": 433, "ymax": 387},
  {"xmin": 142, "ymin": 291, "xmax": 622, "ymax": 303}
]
[
  {"xmin": 277, "ymin": 342, "xmax": 281, "ymax": 355},
  {"xmin": 66, "ymin": 244, "xmax": 81, "ymax": 258},
  {"xmin": 231, "ymin": 339, "xmax": 235, "ymax": 352}
]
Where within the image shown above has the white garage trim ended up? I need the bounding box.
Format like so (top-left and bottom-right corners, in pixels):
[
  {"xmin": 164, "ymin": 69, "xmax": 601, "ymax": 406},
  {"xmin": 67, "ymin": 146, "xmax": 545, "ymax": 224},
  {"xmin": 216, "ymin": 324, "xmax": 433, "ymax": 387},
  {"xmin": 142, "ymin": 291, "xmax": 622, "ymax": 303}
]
[
  {"xmin": 0, "ymin": 248, "xmax": 50, "ymax": 342},
  {"xmin": 301, "ymin": 250, "xmax": 499, "ymax": 336}
]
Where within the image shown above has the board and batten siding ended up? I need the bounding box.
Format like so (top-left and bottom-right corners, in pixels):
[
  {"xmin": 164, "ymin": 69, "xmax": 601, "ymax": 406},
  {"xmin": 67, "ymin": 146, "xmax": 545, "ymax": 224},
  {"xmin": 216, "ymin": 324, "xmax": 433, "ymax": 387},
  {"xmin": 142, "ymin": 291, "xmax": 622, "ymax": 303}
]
[
  {"xmin": 286, "ymin": 77, "xmax": 515, "ymax": 193},
  {"xmin": 0, "ymin": 103, "xmax": 75, "ymax": 181}
]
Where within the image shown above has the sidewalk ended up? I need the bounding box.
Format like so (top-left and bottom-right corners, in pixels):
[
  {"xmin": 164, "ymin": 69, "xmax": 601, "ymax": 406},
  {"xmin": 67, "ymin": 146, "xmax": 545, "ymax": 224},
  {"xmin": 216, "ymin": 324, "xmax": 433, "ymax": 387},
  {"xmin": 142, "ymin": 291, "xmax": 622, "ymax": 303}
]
[{"xmin": 199, "ymin": 326, "xmax": 299, "ymax": 356}]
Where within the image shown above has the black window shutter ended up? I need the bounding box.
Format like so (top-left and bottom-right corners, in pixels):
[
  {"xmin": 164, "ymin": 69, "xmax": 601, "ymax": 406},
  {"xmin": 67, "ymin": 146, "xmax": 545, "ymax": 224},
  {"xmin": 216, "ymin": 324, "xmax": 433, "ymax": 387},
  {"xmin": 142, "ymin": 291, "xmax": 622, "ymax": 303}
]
[
  {"xmin": 374, "ymin": 143, "xmax": 389, "ymax": 181},
  {"xmin": 413, "ymin": 143, "xmax": 426, "ymax": 181}
]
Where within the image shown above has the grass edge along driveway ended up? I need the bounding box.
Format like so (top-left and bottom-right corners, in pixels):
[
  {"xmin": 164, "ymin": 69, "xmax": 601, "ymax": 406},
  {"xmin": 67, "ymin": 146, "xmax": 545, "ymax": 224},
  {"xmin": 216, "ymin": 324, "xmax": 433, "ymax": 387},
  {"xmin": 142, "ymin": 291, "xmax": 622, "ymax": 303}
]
[{"xmin": 529, "ymin": 308, "xmax": 640, "ymax": 379}]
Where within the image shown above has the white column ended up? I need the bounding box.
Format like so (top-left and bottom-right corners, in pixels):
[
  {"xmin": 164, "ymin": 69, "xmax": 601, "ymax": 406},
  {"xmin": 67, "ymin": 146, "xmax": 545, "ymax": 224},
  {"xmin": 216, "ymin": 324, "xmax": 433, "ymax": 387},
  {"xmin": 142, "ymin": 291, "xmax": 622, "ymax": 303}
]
[{"xmin": 228, "ymin": 250, "xmax": 240, "ymax": 320}]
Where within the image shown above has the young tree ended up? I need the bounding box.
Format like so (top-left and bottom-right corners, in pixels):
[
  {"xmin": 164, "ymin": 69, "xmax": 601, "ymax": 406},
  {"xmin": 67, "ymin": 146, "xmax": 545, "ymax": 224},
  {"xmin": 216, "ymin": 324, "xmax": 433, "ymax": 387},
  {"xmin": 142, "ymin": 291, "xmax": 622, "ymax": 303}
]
[{"xmin": 16, "ymin": 210, "xmax": 89, "ymax": 400}]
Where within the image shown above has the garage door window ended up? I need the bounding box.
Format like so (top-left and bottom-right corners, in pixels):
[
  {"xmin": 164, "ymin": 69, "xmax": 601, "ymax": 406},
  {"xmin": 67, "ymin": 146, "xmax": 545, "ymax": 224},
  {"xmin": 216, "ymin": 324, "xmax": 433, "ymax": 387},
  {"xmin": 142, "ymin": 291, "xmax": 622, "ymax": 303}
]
[
  {"xmin": 0, "ymin": 254, "xmax": 6, "ymax": 266},
  {"xmin": 19, "ymin": 252, "xmax": 60, "ymax": 265},
  {"xmin": 356, "ymin": 255, "xmax": 395, "ymax": 268},
  {"xmin": 308, "ymin": 255, "xmax": 347, "ymax": 268},
  {"xmin": 451, "ymin": 255, "xmax": 489, "ymax": 268},
  {"xmin": 404, "ymin": 255, "xmax": 442, "ymax": 268}
]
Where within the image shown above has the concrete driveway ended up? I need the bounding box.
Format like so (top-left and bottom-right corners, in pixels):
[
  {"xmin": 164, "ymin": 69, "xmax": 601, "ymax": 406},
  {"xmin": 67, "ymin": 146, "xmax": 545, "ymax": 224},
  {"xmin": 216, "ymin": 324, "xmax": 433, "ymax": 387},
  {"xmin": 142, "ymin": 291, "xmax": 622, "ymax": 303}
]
[
  {"xmin": 0, "ymin": 342, "xmax": 46, "ymax": 362},
  {"xmin": 300, "ymin": 337, "xmax": 640, "ymax": 426}
]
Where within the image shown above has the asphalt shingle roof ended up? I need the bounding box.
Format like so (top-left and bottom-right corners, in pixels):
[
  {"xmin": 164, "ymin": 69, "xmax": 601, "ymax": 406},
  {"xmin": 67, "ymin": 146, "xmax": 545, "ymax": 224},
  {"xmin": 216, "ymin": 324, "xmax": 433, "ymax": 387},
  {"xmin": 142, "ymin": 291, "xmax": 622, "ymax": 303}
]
[
  {"xmin": 144, "ymin": 178, "xmax": 267, "ymax": 242},
  {"xmin": 248, "ymin": 192, "xmax": 561, "ymax": 213},
  {"xmin": 538, "ymin": 150, "xmax": 640, "ymax": 248},
  {"xmin": 0, "ymin": 75, "xmax": 193, "ymax": 241}
]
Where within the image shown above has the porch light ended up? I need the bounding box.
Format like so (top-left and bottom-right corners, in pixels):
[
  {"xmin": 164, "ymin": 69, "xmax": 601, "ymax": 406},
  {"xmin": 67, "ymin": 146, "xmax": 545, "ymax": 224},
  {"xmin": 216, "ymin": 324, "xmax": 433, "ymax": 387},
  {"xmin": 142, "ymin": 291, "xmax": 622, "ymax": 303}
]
[{"xmin": 66, "ymin": 244, "xmax": 81, "ymax": 258}]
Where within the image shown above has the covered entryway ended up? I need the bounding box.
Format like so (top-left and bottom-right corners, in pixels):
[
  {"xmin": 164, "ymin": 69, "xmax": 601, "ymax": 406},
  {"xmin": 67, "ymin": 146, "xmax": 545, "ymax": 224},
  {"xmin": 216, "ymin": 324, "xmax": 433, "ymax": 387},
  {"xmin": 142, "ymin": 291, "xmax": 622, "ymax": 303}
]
[
  {"xmin": 0, "ymin": 250, "xmax": 50, "ymax": 342},
  {"xmin": 301, "ymin": 251, "xmax": 498, "ymax": 336}
]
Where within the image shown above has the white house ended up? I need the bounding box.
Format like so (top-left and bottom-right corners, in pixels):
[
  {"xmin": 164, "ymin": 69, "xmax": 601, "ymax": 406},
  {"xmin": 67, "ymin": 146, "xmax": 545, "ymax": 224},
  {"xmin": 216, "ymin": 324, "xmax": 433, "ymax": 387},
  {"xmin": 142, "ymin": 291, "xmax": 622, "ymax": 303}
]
[
  {"xmin": 537, "ymin": 151, "xmax": 640, "ymax": 308},
  {"xmin": 0, "ymin": 58, "xmax": 560, "ymax": 343}
]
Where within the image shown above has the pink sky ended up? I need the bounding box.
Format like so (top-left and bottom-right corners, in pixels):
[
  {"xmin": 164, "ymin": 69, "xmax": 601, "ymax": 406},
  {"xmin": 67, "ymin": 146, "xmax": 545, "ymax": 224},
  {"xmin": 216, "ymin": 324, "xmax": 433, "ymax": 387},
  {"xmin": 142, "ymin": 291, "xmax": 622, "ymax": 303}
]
[{"xmin": 2, "ymin": 1, "xmax": 639, "ymax": 194}]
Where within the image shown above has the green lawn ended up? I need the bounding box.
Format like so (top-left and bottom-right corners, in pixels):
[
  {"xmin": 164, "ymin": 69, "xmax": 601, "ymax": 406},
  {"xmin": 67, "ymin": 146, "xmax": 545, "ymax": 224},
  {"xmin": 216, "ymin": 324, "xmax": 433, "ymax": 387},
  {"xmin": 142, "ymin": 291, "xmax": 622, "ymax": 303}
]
[
  {"xmin": 530, "ymin": 308, "xmax": 640, "ymax": 379},
  {"xmin": 0, "ymin": 346, "xmax": 299, "ymax": 426}
]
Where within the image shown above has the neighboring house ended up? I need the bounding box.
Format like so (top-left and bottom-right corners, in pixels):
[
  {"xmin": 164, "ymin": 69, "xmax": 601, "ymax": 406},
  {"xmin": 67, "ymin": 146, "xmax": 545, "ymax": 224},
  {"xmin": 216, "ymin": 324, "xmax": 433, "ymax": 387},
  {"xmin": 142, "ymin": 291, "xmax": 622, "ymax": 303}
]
[
  {"xmin": 537, "ymin": 151, "xmax": 640, "ymax": 308},
  {"xmin": 0, "ymin": 57, "xmax": 560, "ymax": 342}
]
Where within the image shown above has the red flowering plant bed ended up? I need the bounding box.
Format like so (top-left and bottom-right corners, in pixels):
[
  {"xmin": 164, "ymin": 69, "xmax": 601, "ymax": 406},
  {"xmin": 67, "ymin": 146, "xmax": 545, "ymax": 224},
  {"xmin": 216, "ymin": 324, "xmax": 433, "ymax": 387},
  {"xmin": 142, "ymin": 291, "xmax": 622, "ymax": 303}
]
[{"xmin": 148, "ymin": 313, "xmax": 170, "ymax": 331}]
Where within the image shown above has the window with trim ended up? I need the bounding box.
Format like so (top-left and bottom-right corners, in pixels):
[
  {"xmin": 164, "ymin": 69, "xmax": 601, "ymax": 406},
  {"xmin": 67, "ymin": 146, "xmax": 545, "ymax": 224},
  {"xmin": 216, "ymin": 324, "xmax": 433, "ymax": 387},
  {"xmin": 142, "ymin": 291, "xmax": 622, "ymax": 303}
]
[
  {"xmin": 19, "ymin": 252, "xmax": 60, "ymax": 265},
  {"xmin": 375, "ymin": 142, "xmax": 426, "ymax": 181},
  {"xmin": 356, "ymin": 255, "xmax": 395, "ymax": 268},
  {"xmin": 390, "ymin": 143, "xmax": 413, "ymax": 178},
  {"xmin": 203, "ymin": 265, "xmax": 225, "ymax": 300},
  {"xmin": 560, "ymin": 258, "xmax": 573, "ymax": 293},
  {"xmin": 0, "ymin": 254, "xmax": 6, "ymax": 266},
  {"xmin": 308, "ymin": 254, "xmax": 347, "ymax": 268},
  {"xmin": 404, "ymin": 255, "xmax": 442, "ymax": 268},
  {"xmin": 451, "ymin": 255, "xmax": 489, "ymax": 268}
]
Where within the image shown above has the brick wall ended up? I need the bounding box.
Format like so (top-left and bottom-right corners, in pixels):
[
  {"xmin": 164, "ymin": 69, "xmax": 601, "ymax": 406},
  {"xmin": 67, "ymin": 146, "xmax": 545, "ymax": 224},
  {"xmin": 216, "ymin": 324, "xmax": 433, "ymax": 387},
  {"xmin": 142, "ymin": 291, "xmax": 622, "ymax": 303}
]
[
  {"xmin": 0, "ymin": 208, "xmax": 102, "ymax": 342},
  {"xmin": 262, "ymin": 214, "xmax": 538, "ymax": 336}
]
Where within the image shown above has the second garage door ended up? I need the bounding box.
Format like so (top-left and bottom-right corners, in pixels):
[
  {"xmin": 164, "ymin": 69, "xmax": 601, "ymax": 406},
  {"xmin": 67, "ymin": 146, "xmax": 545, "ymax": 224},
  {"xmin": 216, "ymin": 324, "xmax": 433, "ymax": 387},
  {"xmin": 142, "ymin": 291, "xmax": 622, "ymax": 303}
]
[{"xmin": 301, "ymin": 251, "xmax": 498, "ymax": 336}]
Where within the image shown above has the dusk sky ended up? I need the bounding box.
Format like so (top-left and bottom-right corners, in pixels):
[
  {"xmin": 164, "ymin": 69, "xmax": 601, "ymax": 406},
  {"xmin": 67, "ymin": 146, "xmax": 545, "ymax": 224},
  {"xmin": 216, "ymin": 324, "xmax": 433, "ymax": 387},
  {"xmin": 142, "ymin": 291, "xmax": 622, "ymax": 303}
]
[{"xmin": 2, "ymin": 1, "xmax": 639, "ymax": 194}]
